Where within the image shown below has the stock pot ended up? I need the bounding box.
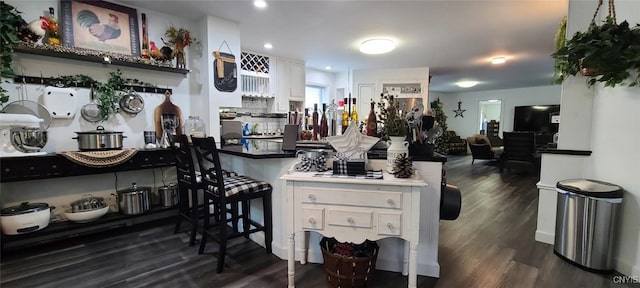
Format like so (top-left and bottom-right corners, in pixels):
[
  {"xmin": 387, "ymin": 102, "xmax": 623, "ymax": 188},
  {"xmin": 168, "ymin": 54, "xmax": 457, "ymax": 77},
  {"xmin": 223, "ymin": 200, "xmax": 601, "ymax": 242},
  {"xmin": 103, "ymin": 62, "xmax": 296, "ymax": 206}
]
[{"xmin": 115, "ymin": 183, "xmax": 151, "ymax": 215}]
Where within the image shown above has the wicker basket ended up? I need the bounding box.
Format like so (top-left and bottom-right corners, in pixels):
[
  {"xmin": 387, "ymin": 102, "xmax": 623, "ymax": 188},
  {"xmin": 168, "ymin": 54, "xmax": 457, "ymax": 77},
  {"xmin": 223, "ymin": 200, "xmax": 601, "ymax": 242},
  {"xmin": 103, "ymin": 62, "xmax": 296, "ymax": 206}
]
[{"xmin": 320, "ymin": 237, "xmax": 379, "ymax": 288}]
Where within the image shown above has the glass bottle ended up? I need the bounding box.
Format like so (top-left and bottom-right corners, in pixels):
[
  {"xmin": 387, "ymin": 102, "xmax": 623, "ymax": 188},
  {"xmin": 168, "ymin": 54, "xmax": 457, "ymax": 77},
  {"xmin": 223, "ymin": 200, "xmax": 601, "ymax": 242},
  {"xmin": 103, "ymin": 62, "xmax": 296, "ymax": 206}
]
[
  {"xmin": 184, "ymin": 116, "xmax": 206, "ymax": 139},
  {"xmin": 341, "ymin": 97, "xmax": 350, "ymax": 133},
  {"xmin": 351, "ymin": 97, "xmax": 358, "ymax": 124},
  {"xmin": 46, "ymin": 7, "xmax": 60, "ymax": 45},
  {"xmin": 320, "ymin": 103, "xmax": 328, "ymax": 138},
  {"xmin": 312, "ymin": 103, "xmax": 319, "ymax": 141},
  {"xmin": 141, "ymin": 13, "xmax": 150, "ymax": 59},
  {"xmin": 366, "ymin": 99, "xmax": 377, "ymax": 136}
]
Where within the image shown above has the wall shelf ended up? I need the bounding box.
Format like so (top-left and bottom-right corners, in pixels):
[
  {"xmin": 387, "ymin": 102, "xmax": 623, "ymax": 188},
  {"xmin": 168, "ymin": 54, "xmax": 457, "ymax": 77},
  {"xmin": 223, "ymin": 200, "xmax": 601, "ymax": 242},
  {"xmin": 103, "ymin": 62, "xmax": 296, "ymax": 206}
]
[
  {"xmin": 13, "ymin": 75, "xmax": 172, "ymax": 95},
  {"xmin": 14, "ymin": 46, "xmax": 189, "ymax": 75}
]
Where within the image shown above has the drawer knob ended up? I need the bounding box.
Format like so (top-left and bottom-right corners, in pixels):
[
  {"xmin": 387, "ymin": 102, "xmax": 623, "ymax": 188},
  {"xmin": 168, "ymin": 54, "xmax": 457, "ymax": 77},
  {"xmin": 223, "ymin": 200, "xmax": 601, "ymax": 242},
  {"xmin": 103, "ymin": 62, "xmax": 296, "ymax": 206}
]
[
  {"xmin": 347, "ymin": 217, "xmax": 355, "ymax": 224},
  {"xmin": 308, "ymin": 217, "xmax": 316, "ymax": 225},
  {"xmin": 387, "ymin": 223, "xmax": 394, "ymax": 230},
  {"xmin": 308, "ymin": 194, "xmax": 316, "ymax": 201},
  {"xmin": 387, "ymin": 199, "xmax": 395, "ymax": 206}
]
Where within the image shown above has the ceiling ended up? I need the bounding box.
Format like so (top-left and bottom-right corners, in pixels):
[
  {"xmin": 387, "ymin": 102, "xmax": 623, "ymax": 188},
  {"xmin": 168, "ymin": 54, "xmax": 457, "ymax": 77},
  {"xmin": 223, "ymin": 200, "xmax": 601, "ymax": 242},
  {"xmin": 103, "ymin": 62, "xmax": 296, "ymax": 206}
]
[{"xmin": 123, "ymin": 0, "xmax": 568, "ymax": 93}]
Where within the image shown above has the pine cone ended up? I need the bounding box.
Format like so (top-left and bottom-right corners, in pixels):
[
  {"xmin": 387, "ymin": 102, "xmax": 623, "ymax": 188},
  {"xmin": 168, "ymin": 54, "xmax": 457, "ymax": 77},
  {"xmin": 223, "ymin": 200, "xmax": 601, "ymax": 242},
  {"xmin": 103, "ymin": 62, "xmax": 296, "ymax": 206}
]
[{"xmin": 392, "ymin": 153, "xmax": 414, "ymax": 178}]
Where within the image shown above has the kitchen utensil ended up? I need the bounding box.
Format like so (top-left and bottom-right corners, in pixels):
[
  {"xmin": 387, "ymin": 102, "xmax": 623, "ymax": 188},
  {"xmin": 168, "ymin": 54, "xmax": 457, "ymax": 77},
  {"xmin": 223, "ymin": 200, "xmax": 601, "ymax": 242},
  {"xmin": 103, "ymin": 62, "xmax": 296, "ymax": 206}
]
[
  {"xmin": 41, "ymin": 86, "xmax": 77, "ymax": 119},
  {"xmin": 70, "ymin": 194, "xmax": 107, "ymax": 213},
  {"xmin": 73, "ymin": 126, "xmax": 125, "ymax": 151},
  {"xmin": 80, "ymin": 87, "xmax": 101, "ymax": 123},
  {"xmin": 158, "ymin": 183, "xmax": 178, "ymax": 207},
  {"xmin": 0, "ymin": 113, "xmax": 48, "ymax": 157},
  {"xmin": 0, "ymin": 202, "xmax": 52, "ymax": 235},
  {"xmin": 115, "ymin": 183, "xmax": 151, "ymax": 215},
  {"xmin": 64, "ymin": 206, "xmax": 109, "ymax": 223},
  {"xmin": 2, "ymin": 100, "xmax": 52, "ymax": 130},
  {"xmin": 153, "ymin": 91, "xmax": 183, "ymax": 141},
  {"xmin": 10, "ymin": 127, "xmax": 48, "ymax": 152},
  {"xmin": 119, "ymin": 90, "xmax": 145, "ymax": 116}
]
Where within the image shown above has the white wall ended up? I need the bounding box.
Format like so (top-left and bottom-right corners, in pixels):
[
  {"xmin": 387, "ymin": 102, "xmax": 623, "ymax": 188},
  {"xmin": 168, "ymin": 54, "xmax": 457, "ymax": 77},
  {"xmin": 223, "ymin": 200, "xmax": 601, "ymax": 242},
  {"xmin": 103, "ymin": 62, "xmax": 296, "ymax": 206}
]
[
  {"xmin": 305, "ymin": 68, "xmax": 337, "ymax": 104},
  {"xmin": 352, "ymin": 67, "xmax": 430, "ymax": 116},
  {"xmin": 0, "ymin": 1, "xmax": 237, "ymax": 221},
  {"xmin": 440, "ymin": 85, "xmax": 561, "ymax": 138}
]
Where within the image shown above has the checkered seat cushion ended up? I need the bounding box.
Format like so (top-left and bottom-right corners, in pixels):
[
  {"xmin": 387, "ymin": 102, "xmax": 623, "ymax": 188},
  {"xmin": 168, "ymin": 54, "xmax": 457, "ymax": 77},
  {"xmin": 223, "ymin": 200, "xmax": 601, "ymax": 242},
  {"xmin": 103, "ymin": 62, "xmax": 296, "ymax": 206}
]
[
  {"xmin": 205, "ymin": 174, "xmax": 272, "ymax": 197},
  {"xmin": 183, "ymin": 169, "xmax": 238, "ymax": 184}
]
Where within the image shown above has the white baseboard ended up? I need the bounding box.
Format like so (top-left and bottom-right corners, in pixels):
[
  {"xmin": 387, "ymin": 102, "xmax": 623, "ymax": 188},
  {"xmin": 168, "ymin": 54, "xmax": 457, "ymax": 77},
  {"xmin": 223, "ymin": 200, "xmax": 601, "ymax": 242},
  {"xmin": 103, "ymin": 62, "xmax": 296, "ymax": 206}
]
[{"xmin": 535, "ymin": 230, "xmax": 554, "ymax": 245}]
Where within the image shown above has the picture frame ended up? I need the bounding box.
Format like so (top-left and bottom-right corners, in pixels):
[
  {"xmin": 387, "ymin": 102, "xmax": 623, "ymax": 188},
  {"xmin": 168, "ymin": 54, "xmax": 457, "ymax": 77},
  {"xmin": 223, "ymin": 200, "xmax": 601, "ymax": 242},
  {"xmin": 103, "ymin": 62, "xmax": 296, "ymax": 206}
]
[{"xmin": 60, "ymin": 0, "xmax": 140, "ymax": 56}]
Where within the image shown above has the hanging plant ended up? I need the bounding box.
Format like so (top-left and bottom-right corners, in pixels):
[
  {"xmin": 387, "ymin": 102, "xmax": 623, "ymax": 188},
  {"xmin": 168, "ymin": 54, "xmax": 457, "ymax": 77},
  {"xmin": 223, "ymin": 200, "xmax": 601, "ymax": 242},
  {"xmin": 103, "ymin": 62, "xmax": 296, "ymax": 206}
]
[
  {"xmin": 551, "ymin": 0, "xmax": 640, "ymax": 87},
  {"xmin": 0, "ymin": 2, "xmax": 28, "ymax": 108}
]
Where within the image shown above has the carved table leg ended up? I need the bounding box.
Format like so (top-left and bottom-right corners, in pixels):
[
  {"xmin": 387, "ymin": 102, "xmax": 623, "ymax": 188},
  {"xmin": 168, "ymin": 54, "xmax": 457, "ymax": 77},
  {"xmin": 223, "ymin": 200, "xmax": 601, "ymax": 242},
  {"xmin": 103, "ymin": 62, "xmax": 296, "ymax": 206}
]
[
  {"xmin": 288, "ymin": 233, "xmax": 295, "ymax": 288},
  {"xmin": 409, "ymin": 242, "xmax": 418, "ymax": 288}
]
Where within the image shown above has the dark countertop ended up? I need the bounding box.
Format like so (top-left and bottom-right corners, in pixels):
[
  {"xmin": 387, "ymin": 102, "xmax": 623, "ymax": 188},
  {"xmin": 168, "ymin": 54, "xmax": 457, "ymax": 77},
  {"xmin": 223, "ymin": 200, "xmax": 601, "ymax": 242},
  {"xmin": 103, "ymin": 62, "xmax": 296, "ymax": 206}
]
[
  {"xmin": 218, "ymin": 139, "xmax": 296, "ymax": 159},
  {"xmin": 537, "ymin": 148, "xmax": 592, "ymax": 156},
  {"xmin": 218, "ymin": 138, "xmax": 447, "ymax": 162}
]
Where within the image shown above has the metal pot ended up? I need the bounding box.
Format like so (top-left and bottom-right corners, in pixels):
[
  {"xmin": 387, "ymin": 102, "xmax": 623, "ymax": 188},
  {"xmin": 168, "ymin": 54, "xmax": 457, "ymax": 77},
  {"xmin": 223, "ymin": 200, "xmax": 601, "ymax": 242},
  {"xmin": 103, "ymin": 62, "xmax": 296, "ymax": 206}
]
[
  {"xmin": 10, "ymin": 127, "xmax": 48, "ymax": 152},
  {"xmin": 115, "ymin": 183, "xmax": 151, "ymax": 215},
  {"xmin": 73, "ymin": 125, "xmax": 125, "ymax": 151},
  {"xmin": 158, "ymin": 183, "xmax": 179, "ymax": 207},
  {"xmin": 119, "ymin": 91, "xmax": 144, "ymax": 116},
  {"xmin": 0, "ymin": 202, "xmax": 52, "ymax": 235}
]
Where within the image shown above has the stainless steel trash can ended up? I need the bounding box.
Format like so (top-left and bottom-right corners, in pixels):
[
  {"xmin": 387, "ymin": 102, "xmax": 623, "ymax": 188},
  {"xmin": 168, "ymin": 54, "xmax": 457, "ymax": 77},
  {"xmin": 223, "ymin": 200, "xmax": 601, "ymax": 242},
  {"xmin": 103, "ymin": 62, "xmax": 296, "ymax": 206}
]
[{"xmin": 554, "ymin": 179, "xmax": 623, "ymax": 272}]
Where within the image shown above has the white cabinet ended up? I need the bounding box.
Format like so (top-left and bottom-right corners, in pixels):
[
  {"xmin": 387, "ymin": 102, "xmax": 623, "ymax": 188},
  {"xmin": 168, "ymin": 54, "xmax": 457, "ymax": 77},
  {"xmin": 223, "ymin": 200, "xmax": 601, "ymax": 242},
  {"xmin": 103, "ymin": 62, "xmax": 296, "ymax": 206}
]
[
  {"xmin": 272, "ymin": 57, "xmax": 306, "ymax": 112},
  {"xmin": 288, "ymin": 60, "xmax": 305, "ymax": 101}
]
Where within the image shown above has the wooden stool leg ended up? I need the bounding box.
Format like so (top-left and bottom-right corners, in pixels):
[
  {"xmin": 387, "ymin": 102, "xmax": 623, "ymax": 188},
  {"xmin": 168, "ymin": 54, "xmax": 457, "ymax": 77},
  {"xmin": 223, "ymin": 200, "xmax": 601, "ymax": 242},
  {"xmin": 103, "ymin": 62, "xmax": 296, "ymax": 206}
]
[
  {"xmin": 217, "ymin": 203, "xmax": 228, "ymax": 273},
  {"xmin": 263, "ymin": 190, "xmax": 272, "ymax": 254},
  {"xmin": 242, "ymin": 199, "xmax": 250, "ymax": 239},
  {"xmin": 189, "ymin": 188, "xmax": 199, "ymax": 246},
  {"xmin": 198, "ymin": 195, "xmax": 210, "ymax": 254}
]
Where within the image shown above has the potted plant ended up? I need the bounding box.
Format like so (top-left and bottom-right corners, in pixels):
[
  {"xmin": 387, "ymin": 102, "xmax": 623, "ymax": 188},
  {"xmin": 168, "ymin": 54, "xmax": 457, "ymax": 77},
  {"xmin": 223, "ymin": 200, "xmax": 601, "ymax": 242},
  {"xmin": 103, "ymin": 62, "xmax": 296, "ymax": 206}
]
[
  {"xmin": 377, "ymin": 94, "xmax": 409, "ymax": 172},
  {"xmin": 552, "ymin": 1, "xmax": 640, "ymax": 87},
  {"xmin": 0, "ymin": 2, "xmax": 29, "ymax": 108}
]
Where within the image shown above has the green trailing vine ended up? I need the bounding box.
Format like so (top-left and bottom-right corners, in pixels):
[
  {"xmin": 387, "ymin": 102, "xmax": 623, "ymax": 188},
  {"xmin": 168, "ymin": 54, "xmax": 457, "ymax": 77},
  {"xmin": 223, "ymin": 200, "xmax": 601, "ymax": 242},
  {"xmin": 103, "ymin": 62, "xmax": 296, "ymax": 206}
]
[
  {"xmin": 552, "ymin": 0, "xmax": 640, "ymax": 88},
  {"xmin": 0, "ymin": 2, "xmax": 28, "ymax": 108}
]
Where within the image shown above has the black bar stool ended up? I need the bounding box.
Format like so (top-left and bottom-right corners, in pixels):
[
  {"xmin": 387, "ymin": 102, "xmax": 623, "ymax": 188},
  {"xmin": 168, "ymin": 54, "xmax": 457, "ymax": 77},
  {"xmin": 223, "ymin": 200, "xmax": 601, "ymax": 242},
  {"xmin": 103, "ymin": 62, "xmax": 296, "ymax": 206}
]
[{"xmin": 191, "ymin": 136, "xmax": 272, "ymax": 273}]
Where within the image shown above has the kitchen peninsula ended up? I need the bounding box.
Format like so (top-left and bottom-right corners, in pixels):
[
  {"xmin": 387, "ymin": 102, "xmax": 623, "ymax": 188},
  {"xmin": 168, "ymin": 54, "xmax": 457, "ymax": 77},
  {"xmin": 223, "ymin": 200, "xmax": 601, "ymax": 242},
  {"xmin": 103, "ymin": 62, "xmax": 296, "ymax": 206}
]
[{"xmin": 218, "ymin": 139, "xmax": 446, "ymax": 278}]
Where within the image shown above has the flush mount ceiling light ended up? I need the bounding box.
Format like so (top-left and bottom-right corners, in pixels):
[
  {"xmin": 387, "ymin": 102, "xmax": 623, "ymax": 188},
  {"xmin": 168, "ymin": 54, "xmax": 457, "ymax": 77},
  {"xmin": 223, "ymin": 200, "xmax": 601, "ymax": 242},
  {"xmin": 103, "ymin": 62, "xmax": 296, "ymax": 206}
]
[
  {"xmin": 325, "ymin": 66, "xmax": 332, "ymax": 70},
  {"xmin": 263, "ymin": 43, "xmax": 273, "ymax": 49},
  {"xmin": 254, "ymin": 0, "xmax": 267, "ymax": 8},
  {"xmin": 491, "ymin": 57, "xmax": 506, "ymax": 65},
  {"xmin": 359, "ymin": 38, "xmax": 396, "ymax": 55},
  {"xmin": 455, "ymin": 81, "xmax": 479, "ymax": 88}
]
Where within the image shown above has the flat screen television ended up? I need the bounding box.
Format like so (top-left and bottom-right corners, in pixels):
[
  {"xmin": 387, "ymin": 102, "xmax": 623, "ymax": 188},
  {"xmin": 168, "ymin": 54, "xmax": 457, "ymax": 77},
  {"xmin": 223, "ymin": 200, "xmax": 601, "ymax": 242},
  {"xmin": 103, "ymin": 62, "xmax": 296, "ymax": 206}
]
[{"xmin": 513, "ymin": 105, "xmax": 560, "ymax": 134}]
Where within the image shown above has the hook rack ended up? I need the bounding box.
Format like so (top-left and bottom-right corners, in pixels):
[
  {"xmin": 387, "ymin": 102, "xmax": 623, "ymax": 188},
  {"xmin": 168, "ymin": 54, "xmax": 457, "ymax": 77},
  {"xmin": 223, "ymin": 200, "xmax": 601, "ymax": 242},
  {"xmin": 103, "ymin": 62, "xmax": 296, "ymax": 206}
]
[{"xmin": 13, "ymin": 75, "xmax": 173, "ymax": 95}]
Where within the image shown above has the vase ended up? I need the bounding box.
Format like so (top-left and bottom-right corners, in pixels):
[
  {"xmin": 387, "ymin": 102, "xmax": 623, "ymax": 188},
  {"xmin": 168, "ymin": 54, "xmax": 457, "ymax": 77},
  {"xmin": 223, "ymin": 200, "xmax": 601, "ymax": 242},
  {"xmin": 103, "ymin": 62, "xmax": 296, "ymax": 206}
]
[
  {"xmin": 387, "ymin": 136, "xmax": 409, "ymax": 173},
  {"xmin": 175, "ymin": 49, "xmax": 186, "ymax": 69}
]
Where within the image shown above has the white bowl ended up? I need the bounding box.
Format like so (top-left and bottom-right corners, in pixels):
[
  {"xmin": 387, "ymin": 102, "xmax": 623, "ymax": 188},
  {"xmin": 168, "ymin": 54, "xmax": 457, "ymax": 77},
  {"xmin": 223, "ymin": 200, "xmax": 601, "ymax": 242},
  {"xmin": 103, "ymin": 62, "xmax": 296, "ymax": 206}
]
[{"xmin": 64, "ymin": 206, "xmax": 109, "ymax": 223}]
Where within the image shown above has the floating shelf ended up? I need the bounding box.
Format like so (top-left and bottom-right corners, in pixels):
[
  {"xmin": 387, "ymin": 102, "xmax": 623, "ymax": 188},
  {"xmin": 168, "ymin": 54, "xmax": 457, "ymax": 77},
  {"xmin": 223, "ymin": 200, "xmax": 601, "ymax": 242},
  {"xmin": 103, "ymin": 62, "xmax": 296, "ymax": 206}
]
[
  {"xmin": 13, "ymin": 75, "xmax": 172, "ymax": 95},
  {"xmin": 14, "ymin": 46, "xmax": 189, "ymax": 75}
]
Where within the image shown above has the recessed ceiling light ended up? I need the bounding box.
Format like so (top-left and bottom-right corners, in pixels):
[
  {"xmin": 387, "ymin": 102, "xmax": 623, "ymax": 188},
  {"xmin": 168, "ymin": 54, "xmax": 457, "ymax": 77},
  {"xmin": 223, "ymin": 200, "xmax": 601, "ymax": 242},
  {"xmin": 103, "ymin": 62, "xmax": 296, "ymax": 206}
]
[
  {"xmin": 359, "ymin": 38, "xmax": 396, "ymax": 55},
  {"xmin": 487, "ymin": 99, "xmax": 500, "ymax": 103},
  {"xmin": 254, "ymin": 0, "xmax": 267, "ymax": 8},
  {"xmin": 263, "ymin": 43, "xmax": 273, "ymax": 49},
  {"xmin": 491, "ymin": 57, "xmax": 506, "ymax": 64},
  {"xmin": 325, "ymin": 66, "xmax": 332, "ymax": 70},
  {"xmin": 455, "ymin": 81, "xmax": 479, "ymax": 88}
]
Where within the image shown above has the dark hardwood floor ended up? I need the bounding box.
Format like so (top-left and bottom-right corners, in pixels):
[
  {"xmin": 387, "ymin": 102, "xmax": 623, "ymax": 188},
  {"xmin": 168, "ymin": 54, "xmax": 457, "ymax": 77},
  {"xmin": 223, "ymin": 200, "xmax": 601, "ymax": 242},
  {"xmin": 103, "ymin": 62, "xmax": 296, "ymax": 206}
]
[{"xmin": 2, "ymin": 155, "xmax": 638, "ymax": 288}]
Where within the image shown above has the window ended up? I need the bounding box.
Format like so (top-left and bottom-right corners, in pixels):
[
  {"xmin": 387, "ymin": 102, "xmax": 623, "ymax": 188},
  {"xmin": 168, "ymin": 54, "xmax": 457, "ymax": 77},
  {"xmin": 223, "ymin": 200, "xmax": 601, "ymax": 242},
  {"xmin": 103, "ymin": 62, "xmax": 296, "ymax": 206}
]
[{"xmin": 305, "ymin": 85, "xmax": 327, "ymax": 110}]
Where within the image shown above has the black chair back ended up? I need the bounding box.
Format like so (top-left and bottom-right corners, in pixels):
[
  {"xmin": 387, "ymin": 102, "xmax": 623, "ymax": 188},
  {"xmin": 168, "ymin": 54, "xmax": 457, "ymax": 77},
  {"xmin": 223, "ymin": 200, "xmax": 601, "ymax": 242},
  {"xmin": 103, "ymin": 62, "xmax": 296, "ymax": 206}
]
[
  {"xmin": 191, "ymin": 136, "xmax": 227, "ymax": 201},
  {"xmin": 175, "ymin": 134, "xmax": 198, "ymax": 188},
  {"xmin": 502, "ymin": 132, "xmax": 536, "ymax": 161}
]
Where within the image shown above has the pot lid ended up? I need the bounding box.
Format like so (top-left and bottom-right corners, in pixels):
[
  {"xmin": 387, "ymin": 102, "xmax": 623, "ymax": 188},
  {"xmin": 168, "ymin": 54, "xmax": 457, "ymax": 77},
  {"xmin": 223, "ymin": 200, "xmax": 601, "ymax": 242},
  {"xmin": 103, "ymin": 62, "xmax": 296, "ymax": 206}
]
[
  {"xmin": 1, "ymin": 202, "xmax": 49, "ymax": 216},
  {"xmin": 75, "ymin": 125, "xmax": 123, "ymax": 134},
  {"xmin": 117, "ymin": 182, "xmax": 152, "ymax": 193}
]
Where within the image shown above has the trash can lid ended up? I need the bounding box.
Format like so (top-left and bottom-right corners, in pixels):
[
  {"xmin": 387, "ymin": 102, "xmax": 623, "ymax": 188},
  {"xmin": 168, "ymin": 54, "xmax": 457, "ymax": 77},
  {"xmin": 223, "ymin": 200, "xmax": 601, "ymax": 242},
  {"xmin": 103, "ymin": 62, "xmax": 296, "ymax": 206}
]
[{"xmin": 556, "ymin": 179, "xmax": 623, "ymax": 199}]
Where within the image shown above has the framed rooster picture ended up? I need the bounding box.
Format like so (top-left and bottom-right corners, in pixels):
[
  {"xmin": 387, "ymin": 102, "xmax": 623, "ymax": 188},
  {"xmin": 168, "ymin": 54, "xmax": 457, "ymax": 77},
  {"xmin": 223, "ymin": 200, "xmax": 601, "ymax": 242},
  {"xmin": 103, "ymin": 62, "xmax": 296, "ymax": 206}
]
[{"xmin": 60, "ymin": 0, "xmax": 140, "ymax": 56}]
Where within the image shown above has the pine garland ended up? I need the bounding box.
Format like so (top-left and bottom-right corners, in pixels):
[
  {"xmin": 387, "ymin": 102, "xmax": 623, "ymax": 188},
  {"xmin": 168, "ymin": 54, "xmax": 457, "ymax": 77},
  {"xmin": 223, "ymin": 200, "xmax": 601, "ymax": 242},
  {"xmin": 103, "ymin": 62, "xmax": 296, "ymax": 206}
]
[{"xmin": 430, "ymin": 99, "xmax": 449, "ymax": 155}]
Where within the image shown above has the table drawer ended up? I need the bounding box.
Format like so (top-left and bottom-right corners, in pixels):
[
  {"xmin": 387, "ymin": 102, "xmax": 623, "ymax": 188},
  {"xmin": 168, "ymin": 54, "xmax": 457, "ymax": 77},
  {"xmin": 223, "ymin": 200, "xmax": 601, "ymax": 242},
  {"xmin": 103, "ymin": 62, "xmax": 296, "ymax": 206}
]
[
  {"xmin": 378, "ymin": 213, "xmax": 402, "ymax": 236},
  {"xmin": 301, "ymin": 187, "xmax": 402, "ymax": 209},
  {"xmin": 301, "ymin": 208, "xmax": 324, "ymax": 230},
  {"xmin": 328, "ymin": 210, "xmax": 372, "ymax": 228}
]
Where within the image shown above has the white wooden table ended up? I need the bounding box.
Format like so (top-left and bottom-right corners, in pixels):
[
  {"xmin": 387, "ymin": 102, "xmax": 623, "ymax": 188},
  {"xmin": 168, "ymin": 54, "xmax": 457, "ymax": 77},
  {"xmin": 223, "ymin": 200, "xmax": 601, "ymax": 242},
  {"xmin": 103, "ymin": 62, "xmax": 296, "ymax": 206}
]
[{"xmin": 280, "ymin": 171, "xmax": 427, "ymax": 288}]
